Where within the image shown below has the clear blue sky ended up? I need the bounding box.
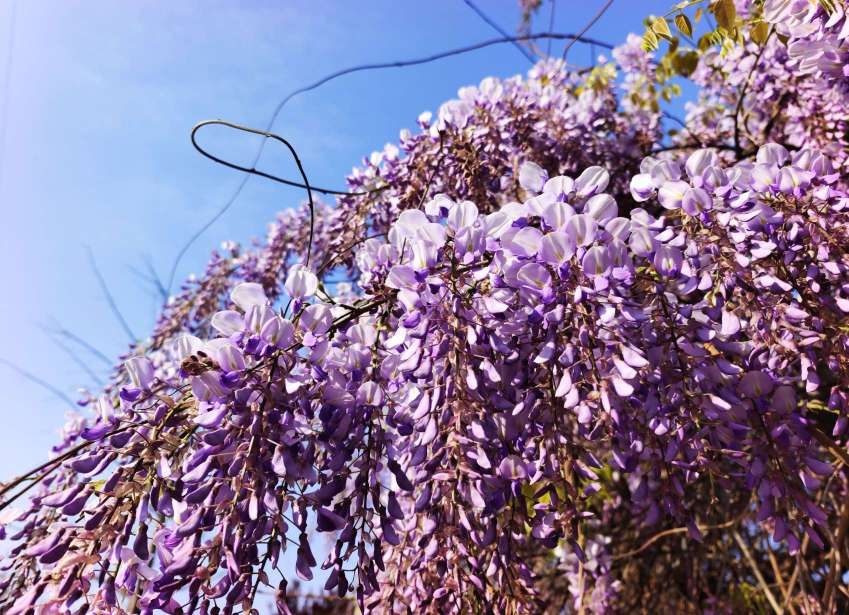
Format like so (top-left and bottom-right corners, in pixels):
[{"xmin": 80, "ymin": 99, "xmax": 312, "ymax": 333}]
[{"xmin": 0, "ymin": 0, "xmax": 677, "ymax": 478}]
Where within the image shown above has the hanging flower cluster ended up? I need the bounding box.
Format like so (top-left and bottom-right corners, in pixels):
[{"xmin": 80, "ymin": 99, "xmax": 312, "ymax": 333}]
[
  {"xmin": 151, "ymin": 49, "xmax": 661, "ymax": 351},
  {"xmin": 2, "ymin": 2, "xmax": 849, "ymax": 613},
  {"xmin": 678, "ymin": 0, "xmax": 849, "ymax": 172}
]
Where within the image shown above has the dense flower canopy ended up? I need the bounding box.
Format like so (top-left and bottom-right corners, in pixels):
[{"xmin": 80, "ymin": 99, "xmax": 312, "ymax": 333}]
[{"xmin": 2, "ymin": 1, "xmax": 849, "ymax": 613}]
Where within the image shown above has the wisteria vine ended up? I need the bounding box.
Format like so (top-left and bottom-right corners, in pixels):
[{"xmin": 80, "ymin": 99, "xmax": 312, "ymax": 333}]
[{"xmin": 2, "ymin": 1, "xmax": 849, "ymax": 613}]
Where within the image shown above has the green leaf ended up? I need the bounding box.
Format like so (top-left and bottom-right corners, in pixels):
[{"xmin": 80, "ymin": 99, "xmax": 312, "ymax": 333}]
[
  {"xmin": 672, "ymin": 50, "xmax": 699, "ymax": 77},
  {"xmin": 709, "ymin": 29, "xmax": 724, "ymax": 45},
  {"xmin": 668, "ymin": 37, "xmax": 680, "ymax": 54},
  {"xmin": 750, "ymin": 20, "xmax": 769, "ymax": 45},
  {"xmin": 710, "ymin": 0, "xmax": 736, "ymax": 32},
  {"xmin": 643, "ymin": 28, "xmax": 659, "ymax": 51},
  {"xmin": 674, "ymin": 13, "xmax": 693, "ymax": 38},
  {"xmin": 652, "ymin": 17, "xmax": 673, "ymax": 41}
]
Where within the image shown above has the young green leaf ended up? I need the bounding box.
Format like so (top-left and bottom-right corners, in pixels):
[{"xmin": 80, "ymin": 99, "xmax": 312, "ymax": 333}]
[
  {"xmin": 643, "ymin": 28, "xmax": 659, "ymax": 51},
  {"xmin": 750, "ymin": 20, "xmax": 770, "ymax": 45},
  {"xmin": 711, "ymin": 0, "xmax": 736, "ymax": 32},
  {"xmin": 674, "ymin": 13, "xmax": 693, "ymax": 38},
  {"xmin": 652, "ymin": 17, "xmax": 673, "ymax": 41}
]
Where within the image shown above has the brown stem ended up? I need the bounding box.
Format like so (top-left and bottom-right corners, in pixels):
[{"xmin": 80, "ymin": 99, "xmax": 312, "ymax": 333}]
[{"xmin": 733, "ymin": 530, "xmax": 783, "ymax": 615}]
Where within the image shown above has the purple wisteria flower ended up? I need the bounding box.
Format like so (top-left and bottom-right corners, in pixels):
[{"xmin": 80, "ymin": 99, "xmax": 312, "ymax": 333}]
[{"xmin": 3, "ymin": 7, "xmax": 849, "ymax": 612}]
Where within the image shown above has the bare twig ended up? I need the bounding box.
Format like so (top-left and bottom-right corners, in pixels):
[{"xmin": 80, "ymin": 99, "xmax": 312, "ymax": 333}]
[
  {"xmin": 561, "ymin": 0, "xmax": 613, "ymax": 60},
  {"xmin": 651, "ymin": 141, "xmax": 739, "ymax": 155},
  {"xmin": 823, "ymin": 487, "xmax": 849, "ymax": 611},
  {"xmin": 662, "ymin": 110, "xmax": 704, "ymax": 148},
  {"xmin": 49, "ymin": 334, "xmax": 104, "ymax": 388},
  {"xmin": 0, "ymin": 425, "xmax": 126, "ymax": 506},
  {"xmin": 129, "ymin": 255, "xmax": 168, "ymax": 303},
  {"xmin": 546, "ymin": 0, "xmax": 557, "ymax": 55},
  {"xmin": 0, "ymin": 358, "xmax": 78, "ymax": 410},
  {"xmin": 733, "ymin": 530, "xmax": 783, "ymax": 615},
  {"xmin": 612, "ymin": 518, "xmax": 738, "ymax": 561},
  {"xmin": 810, "ymin": 426, "xmax": 849, "ymax": 468},
  {"xmin": 766, "ymin": 542, "xmax": 797, "ymax": 615},
  {"xmin": 733, "ymin": 26, "xmax": 774, "ymax": 156},
  {"xmin": 41, "ymin": 322, "xmax": 113, "ymax": 367},
  {"xmin": 86, "ymin": 246, "xmax": 136, "ymax": 342},
  {"xmin": 761, "ymin": 91, "xmax": 791, "ymax": 144},
  {"xmin": 415, "ymin": 130, "xmax": 446, "ymax": 210},
  {"xmin": 462, "ymin": 0, "xmax": 535, "ymax": 63}
]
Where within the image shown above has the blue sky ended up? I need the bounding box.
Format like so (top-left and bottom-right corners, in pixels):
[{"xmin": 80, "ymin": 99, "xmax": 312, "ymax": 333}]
[{"xmin": 0, "ymin": 0, "xmax": 677, "ymax": 478}]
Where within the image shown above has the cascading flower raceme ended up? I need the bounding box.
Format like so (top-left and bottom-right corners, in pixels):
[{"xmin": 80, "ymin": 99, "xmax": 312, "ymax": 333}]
[
  {"xmin": 683, "ymin": 0, "xmax": 849, "ymax": 174},
  {"xmin": 2, "ymin": 3, "xmax": 849, "ymax": 613}
]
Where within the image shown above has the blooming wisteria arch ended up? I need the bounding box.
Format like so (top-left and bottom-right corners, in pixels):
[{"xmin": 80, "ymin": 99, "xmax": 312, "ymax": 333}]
[{"xmin": 2, "ymin": 1, "xmax": 849, "ymax": 613}]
